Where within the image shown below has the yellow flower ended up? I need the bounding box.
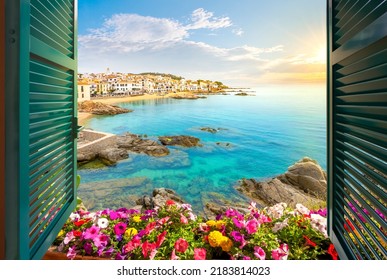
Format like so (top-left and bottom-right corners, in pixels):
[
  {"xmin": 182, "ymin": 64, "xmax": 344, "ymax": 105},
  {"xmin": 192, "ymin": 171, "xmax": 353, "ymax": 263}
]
[
  {"xmin": 216, "ymin": 220, "xmax": 226, "ymax": 230},
  {"xmin": 132, "ymin": 215, "xmax": 142, "ymax": 223},
  {"xmin": 220, "ymin": 237, "xmax": 233, "ymax": 252},
  {"xmin": 57, "ymin": 230, "xmax": 65, "ymax": 237},
  {"xmin": 125, "ymin": 228, "xmax": 138, "ymax": 238},
  {"xmin": 206, "ymin": 220, "xmax": 216, "ymax": 227},
  {"xmin": 208, "ymin": 230, "xmax": 224, "ymax": 248}
]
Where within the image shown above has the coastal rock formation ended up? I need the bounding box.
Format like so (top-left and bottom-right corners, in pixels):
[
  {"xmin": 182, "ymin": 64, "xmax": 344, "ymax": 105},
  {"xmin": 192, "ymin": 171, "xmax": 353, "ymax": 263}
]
[
  {"xmin": 235, "ymin": 157, "xmax": 327, "ymax": 208},
  {"xmin": 159, "ymin": 135, "xmax": 202, "ymax": 147},
  {"xmin": 78, "ymin": 100, "xmax": 132, "ymax": 115},
  {"xmin": 117, "ymin": 133, "xmax": 170, "ymax": 157},
  {"xmin": 170, "ymin": 93, "xmax": 200, "ymax": 99},
  {"xmin": 98, "ymin": 147, "xmax": 129, "ymax": 165},
  {"xmin": 200, "ymin": 127, "xmax": 228, "ymax": 134},
  {"xmin": 136, "ymin": 188, "xmax": 186, "ymax": 211}
]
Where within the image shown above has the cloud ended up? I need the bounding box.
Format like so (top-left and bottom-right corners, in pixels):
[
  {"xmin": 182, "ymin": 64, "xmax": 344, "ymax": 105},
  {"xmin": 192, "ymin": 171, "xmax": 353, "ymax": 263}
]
[
  {"xmin": 232, "ymin": 28, "xmax": 244, "ymax": 36},
  {"xmin": 186, "ymin": 8, "xmax": 232, "ymax": 30}
]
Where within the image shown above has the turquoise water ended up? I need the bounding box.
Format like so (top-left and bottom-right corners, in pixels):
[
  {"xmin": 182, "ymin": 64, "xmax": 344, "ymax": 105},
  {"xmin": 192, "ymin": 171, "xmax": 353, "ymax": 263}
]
[{"xmin": 78, "ymin": 86, "xmax": 326, "ymax": 215}]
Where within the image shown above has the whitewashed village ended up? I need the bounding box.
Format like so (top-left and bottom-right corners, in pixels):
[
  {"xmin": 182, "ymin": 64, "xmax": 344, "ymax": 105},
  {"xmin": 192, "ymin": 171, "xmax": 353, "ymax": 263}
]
[{"xmin": 77, "ymin": 68, "xmax": 228, "ymax": 102}]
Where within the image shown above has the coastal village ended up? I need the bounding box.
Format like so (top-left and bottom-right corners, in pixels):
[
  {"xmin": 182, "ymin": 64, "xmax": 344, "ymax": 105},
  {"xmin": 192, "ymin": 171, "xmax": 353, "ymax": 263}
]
[{"xmin": 77, "ymin": 68, "xmax": 228, "ymax": 102}]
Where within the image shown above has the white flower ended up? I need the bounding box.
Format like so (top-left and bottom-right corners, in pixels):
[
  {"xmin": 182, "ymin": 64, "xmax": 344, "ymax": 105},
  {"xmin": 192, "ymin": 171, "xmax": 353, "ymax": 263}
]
[
  {"xmin": 97, "ymin": 218, "xmax": 109, "ymax": 229},
  {"xmin": 295, "ymin": 203, "xmax": 310, "ymax": 215},
  {"xmin": 267, "ymin": 203, "xmax": 287, "ymax": 219},
  {"xmin": 272, "ymin": 218, "xmax": 289, "ymax": 233},
  {"xmin": 69, "ymin": 213, "xmax": 80, "ymax": 221}
]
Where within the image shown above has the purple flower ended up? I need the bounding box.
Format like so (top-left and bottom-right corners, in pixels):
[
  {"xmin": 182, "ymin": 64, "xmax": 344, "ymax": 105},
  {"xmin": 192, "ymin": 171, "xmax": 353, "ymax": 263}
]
[
  {"xmin": 115, "ymin": 252, "xmax": 126, "ymax": 260},
  {"xmin": 230, "ymin": 231, "xmax": 247, "ymax": 249},
  {"xmin": 114, "ymin": 222, "xmax": 127, "ymax": 235},
  {"xmin": 104, "ymin": 247, "xmax": 114, "ymax": 257},
  {"xmin": 83, "ymin": 226, "xmax": 100, "ymax": 240},
  {"xmin": 83, "ymin": 242, "xmax": 93, "ymax": 255}
]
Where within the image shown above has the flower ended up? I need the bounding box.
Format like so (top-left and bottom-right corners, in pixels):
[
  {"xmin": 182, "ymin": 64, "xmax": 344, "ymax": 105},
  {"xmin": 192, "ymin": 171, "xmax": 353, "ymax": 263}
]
[
  {"xmin": 208, "ymin": 230, "xmax": 224, "ymax": 247},
  {"xmin": 166, "ymin": 200, "xmax": 175, "ymax": 206},
  {"xmin": 246, "ymin": 219, "xmax": 259, "ymax": 234},
  {"xmin": 83, "ymin": 225, "xmax": 100, "ymax": 240},
  {"xmin": 114, "ymin": 222, "xmax": 127, "ymax": 236},
  {"xmin": 97, "ymin": 218, "xmax": 109, "ymax": 229},
  {"xmin": 303, "ymin": 235, "xmax": 317, "ymax": 247},
  {"xmin": 180, "ymin": 214, "xmax": 188, "ymax": 224},
  {"xmin": 194, "ymin": 248, "xmax": 206, "ymax": 260},
  {"xmin": 69, "ymin": 213, "xmax": 80, "ymax": 221},
  {"xmin": 296, "ymin": 204, "xmax": 310, "ymax": 216},
  {"xmin": 132, "ymin": 215, "xmax": 142, "ymax": 223},
  {"xmin": 174, "ymin": 238, "xmax": 189, "ymax": 253},
  {"xmin": 124, "ymin": 228, "xmax": 138, "ymax": 238},
  {"xmin": 327, "ymin": 244, "xmax": 338, "ymax": 260},
  {"xmin": 254, "ymin": 246, "xmax": 266, "ymax": 260},
  {"xmin": 54, "ymin": 203, "xmax": 335, "ymax": 260},
  {"xmin": 271, "ymin": 243, "xmax": 289, "ymax": 260},
  {"xmin": 219, "ymin": 237, "xmax": 233, "ymax": 252}
]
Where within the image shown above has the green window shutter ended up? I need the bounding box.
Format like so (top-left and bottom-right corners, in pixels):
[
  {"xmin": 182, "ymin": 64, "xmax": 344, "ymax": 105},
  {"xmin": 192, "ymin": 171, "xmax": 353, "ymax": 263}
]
[
  {"xmin": 328, "ymin": 0, "xmax": 387, "ymax": 259},
  {"xmin": 5, "ymin": 0, "xmax": 77, "ymax": 259}
]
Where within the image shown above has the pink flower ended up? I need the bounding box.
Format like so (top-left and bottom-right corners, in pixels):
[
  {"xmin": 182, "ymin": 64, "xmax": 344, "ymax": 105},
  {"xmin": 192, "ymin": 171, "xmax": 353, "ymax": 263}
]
[
  {"xmin": 67, "ymin": 246, "xmax": 77, "ymax": 260},
  {"xmin": 145, "ymin": 221, "xmax": 156, "ymax": 234},
  {"xmin": 93, "ymin": 234, "xmax": 109, "ymax": 248},
  {"xmin": 230, "ymin": 231, "xmax": 247, "ymax": 249},
  {"xmin": 109, "ymin": 211, "xmax": 119, "ymax": 220},
  {"xmin": 180, "ymin": 214, "xmax": 188, "ymax": 224},
  {"xmin": 271, "ymin": 243, "xmax": 289, "ymax": 260},
  {"xmin": 114, "ymin": 222, "xmax": 127, "ymax": 235},
  {"xmin": 194, "ymin": 248, "xmax": 207, "ymax": 260},
  {"xmin": 142, "ymin": 241, "xmax": 156, "ymax": 258},
  {"xmin": 171, "ymin": 249, "xmax": 179, "ymax": 260},
  {"xmin": 158, "ymin": 216, "xmax": 170, "ymax": 226},
  {"xmin": 232, "ymin": 217, "xmax": 245, "ymax": 229},
  {"xmin": 123, "ymin": 236, "xmax": 141, "ymax": 253},
  {"xmin": 174, "ymin": 238, "xmax": 189, "ymax": 253},
  {"xmin": 83, "ymin": 225, "xmax": 100, "ymax": 240},
  {"xmin": 64, "ymin": 231, "xmax": 75, "ymax": 244},
  {"xmin": 246, "ymin": 219, "xmax": 259, "ymax": 234},
  {"xmin": 149, "ymin": 249, "xmax": 158, "ymax": 260},
  {"xmin": 156, "ymin": 231, "xmax": 167, "ymax": 248},
  {"xmin": 254, "ymin": 246, "xmax": 266, "ymax": 260}
]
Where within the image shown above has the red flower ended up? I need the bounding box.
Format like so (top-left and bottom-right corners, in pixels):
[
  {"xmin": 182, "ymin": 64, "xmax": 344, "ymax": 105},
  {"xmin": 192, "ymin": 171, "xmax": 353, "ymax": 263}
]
[
  {"xmin": 145, "ymin": 221, "xmax": 156, "ymax": 234},
  {"xmin": 174, "ymin": 238, "xmax": 189, "ymax": 253},
  {"xmin": 142, "ymin": 241, "xmax": 156, "ymax": 258},
  {"xmin": 327, "ymin": 244, "xmax": 338, "ymax": 260},
  {"xmin": 74, "ymin": 219, "xmax": 87, "ymax": 227},
  {"xmin": 156, "ymin": 231, "xmax": 167, "ymax": 248},
  {"xmin": 303, "ymin": 235, "xmax": 317, "ymax": 247},
  {"xmin": 166, "ymin": 200, "xmax": 175, "ymax": 206},
  {"xmin": 72, "ymin": 230, "xmax": 82, "ymax": 237}
]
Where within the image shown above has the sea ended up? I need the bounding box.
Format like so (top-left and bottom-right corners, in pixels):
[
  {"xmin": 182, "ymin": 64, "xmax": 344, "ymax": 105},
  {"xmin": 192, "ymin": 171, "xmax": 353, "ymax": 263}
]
[{"xmin": 77, "ymin": 85, "xmax": 327, "ymax": 215}]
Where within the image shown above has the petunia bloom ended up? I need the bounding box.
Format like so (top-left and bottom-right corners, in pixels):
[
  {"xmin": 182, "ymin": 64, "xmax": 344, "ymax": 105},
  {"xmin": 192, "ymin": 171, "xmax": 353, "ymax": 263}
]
[
  {"xmin": 83, "ymin": 225, "xmax": 100, "ymax": 240},
  {"xmin": 114, "ymin": 222, "xmax": 127, "ymax": 236},
  {"xmin": 97, "ymin": 218, "xmax": 109, "ymax": 229},
  {"xmin": 254, "ymin": 246, "xmax": 266, "ymax": 260},
  {"xmin": 174, "ymin": 238, "xmax": 189, "ymax": 253},
  {"xmin": 194, "ymin": 248, "xmax": 206, "ymax": 260},
  {"xmin": 271, "ymin": 243, "xmax": 289, "ymax": 260},
  {"xmin": 246, "ymin": 219, "xmax": 259, "ymax": 234}
]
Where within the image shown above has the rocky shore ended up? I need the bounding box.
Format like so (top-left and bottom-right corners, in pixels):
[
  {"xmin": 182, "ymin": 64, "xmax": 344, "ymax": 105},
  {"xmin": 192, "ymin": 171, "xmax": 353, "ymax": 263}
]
[{"xmin": 78, "ymin": 100, "xmax": 132, "ymax": 115}]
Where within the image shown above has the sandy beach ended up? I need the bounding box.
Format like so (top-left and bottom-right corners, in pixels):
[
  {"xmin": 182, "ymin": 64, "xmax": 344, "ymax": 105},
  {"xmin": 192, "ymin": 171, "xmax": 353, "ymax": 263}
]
[{"xmin": 77, "ymin": 93, "xmax": 175, "ymax": 126}]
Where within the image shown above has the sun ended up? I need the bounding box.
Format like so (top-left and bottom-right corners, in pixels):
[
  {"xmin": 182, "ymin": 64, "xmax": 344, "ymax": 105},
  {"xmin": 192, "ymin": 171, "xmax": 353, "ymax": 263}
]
[{"xmin": 315, "ymin": 46, "xmax": 326, "ymax": 63}]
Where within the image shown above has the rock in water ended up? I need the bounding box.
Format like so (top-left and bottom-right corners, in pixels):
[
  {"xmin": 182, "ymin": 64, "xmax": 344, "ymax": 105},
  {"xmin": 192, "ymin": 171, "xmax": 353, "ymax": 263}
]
[
  {"xmin": 117, "ymin": 133, "xmax": 170, "ymax": 156},
  {"xmin": 159, "ymin": 135, "xmax": 202, "ymax": 147},
  {"xmin": 98, "ymin": 147, "xmax": 129, "ymax": 165},
  {"xmin": 235, "ymin": 157, "xmax": 327, "ymax": 208},
  {"xmin": 78, "ymin": 100, "xmax": 132, "ymax": 115}
]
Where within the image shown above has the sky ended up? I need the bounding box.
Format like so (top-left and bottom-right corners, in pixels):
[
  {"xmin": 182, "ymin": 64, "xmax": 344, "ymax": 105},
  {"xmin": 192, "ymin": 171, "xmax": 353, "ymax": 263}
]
[{"xmin": 78, "ymin": 0, "xmax": 327, "ymax": 87}]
